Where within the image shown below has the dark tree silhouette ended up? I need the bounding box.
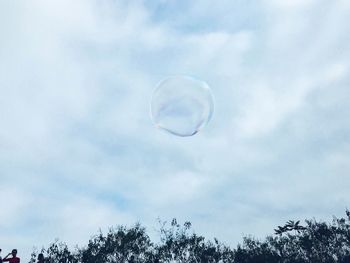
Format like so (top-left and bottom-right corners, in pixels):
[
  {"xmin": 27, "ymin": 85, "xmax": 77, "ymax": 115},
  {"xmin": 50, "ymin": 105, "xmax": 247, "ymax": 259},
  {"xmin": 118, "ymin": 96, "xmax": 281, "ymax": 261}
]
[
  {"xmin": 81, "ymin": 224, "xmax": 153, "ymax": 263},
  {"xmin": 154, "ymin": 218, "xmax": 234, "ymax": 262},
  {"xmin": 234, "ymin": 211, "xmax": 350, "ymax": 263},
  {"xmin": 29, "ymin": 210, "xmax": 350, "ymax": 263}
]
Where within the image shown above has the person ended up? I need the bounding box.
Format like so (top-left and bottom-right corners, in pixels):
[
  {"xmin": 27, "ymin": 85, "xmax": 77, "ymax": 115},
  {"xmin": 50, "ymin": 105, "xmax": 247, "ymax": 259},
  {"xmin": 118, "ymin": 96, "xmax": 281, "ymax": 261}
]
[
  {"xmin": 2, "ymin": 249, "xmax": 20, "ymax": 263},
  {"xmin": 37, "ymin": 254, "xmax": 44, "ymax": 263}
]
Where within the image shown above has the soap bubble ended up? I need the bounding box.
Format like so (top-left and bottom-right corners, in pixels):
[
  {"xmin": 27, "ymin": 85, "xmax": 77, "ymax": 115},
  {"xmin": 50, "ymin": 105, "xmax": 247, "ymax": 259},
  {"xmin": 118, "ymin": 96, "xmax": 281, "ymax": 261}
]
[{"xmin": 151, "ymin": 75, "xmax": 214, "ymax": 137}]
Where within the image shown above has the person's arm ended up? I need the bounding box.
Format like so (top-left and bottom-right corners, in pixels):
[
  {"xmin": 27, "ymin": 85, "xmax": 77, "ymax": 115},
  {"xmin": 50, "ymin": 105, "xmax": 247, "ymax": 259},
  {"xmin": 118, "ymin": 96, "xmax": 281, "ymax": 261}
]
[
  {"xmin": 2, "ymin": 254, "xmax": 11, "ymax": 261},
  {"xmin": 3, "ymin": 254, "xmax": 13, "ymax": 262}
]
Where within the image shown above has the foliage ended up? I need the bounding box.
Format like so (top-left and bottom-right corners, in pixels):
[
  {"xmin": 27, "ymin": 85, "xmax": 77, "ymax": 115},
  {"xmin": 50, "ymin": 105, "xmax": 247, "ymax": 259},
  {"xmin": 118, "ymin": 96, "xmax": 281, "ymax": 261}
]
[
  {"xmin": 234, "ymin": 210, "xmax": 350, "ymax": 263},
  {"xmin": 81, "ymin": 224, "xmax": 153, "ymax": 263},
  {"xmin": 29, "ymin": 210, "xmax": 350, "ymax": 262},
  {"xmin": 154, "ymin": 218, "xmax": 234, "ymax": 262}
]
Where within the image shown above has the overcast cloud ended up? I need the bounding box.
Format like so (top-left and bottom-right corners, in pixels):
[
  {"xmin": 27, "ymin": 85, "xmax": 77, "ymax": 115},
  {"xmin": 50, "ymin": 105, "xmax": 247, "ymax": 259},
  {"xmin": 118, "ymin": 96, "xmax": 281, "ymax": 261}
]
[{"xmin": 1, "ymin": 0, "xmax": 350, "ymax": 260}]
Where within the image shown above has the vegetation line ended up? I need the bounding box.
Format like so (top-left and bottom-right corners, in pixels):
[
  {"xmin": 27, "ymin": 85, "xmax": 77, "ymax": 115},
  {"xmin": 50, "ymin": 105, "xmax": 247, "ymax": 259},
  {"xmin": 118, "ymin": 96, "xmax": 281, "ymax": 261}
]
[{"xmin": 29, "ymin": 211, "xmax": 350, "ymax": 262}]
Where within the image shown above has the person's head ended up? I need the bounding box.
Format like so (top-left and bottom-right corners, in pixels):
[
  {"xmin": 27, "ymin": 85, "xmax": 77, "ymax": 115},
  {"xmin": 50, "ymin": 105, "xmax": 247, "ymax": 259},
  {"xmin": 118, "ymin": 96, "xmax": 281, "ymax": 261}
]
[
  {"xmin": 38, "ymin": 253, "xmax": 44, "ymax": 261},
  {"xmin": 12, "ymin": 249, "xmax": 17, "ymax": 257}
]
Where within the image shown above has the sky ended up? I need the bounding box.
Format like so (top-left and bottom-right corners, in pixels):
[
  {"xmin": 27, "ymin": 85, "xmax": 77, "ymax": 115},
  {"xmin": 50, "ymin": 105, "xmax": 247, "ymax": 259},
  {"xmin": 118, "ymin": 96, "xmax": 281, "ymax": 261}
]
[{"xmin": 1, "ymin": 0, "xmax": 350, "ymax": 260}]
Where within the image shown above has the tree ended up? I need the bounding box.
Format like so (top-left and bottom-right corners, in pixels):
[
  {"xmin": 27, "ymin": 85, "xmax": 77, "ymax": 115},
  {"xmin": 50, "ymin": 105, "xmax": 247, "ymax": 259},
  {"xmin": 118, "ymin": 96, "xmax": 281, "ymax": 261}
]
[
  {"xmin": 155, "ymin": 219, "xmax": 234, "ymax": 262},
  {"xmin": 29, "ymin": 210, "xmax": 350, "ymax": 263},
  {"xmin": 30, "ymin": 241, "xmax": 79, "ymax": 263},
  {"xmin": 234, "ymin": 210, "xmax": 350, "ymax": 262}
]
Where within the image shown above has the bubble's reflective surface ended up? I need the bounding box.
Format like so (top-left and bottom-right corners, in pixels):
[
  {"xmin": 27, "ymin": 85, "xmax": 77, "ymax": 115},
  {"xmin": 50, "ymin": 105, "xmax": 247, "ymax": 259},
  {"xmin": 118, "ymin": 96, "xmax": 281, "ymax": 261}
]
[{"xmin": 151, "ymin": 76, "xmax": 214, "ymax": 137}]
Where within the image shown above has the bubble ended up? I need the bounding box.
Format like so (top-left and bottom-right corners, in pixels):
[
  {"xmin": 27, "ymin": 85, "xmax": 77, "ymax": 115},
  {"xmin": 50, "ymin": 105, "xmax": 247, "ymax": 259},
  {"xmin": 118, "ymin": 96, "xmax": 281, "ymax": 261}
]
[{"xmin": 150, "ymin": 75, "xmax": 214, "ymax": 137}]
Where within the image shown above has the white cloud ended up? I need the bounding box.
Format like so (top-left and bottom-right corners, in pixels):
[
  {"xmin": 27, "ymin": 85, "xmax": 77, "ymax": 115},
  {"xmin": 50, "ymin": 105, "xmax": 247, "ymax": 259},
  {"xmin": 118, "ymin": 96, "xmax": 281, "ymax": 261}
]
[
  {"xmin": 0, "ymin": 188, "xmax": 33, "ymax": 228},
  {"xmin": 0, "ymin": 0, "xmax": 350, "ymax": 260}
]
